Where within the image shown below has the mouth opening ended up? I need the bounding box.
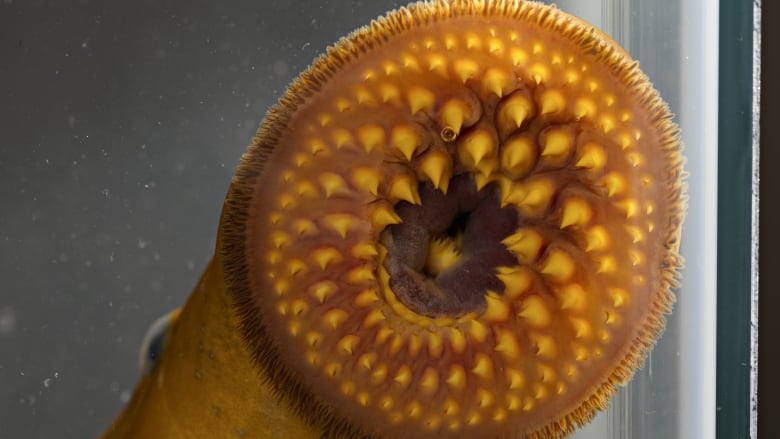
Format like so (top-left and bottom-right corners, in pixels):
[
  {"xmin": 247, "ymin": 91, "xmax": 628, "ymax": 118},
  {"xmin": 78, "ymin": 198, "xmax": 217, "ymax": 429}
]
[{"xmin": 380, "ymin": 174, "xmax": 520, "ymax": 319}]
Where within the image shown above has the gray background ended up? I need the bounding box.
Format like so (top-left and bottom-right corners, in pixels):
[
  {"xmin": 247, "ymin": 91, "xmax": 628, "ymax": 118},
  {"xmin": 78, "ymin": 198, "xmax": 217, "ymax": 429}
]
[{"xmin": 0, "ymin": 1, "xmax": 404, "ymax": 437}]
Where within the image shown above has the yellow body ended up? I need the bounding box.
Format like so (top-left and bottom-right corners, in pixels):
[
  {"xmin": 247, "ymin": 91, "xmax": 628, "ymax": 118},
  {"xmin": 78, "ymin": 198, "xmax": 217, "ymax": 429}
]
[{"xmin": 102, "ymin": 248, "xmax": 318, "ymax": 438}]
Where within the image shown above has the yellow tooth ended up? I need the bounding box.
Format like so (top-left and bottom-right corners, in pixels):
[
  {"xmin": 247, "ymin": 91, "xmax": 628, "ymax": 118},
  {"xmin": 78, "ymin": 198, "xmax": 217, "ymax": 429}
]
[
  {"xmin": 599, "ymin": 114, "xmax": 616, "ymax": 133},
  {"xmin": 483, "ymin": 67, "xmax": 509, "ymax": 97},
  {"xmin": 306, "ymin": 351, "xmax": 321, "ymax": 367},
  {"xmin": 465, "ymin": 33, "xmax": 481, "ymax": 49},
  {"xmin": 541, "ymin": 249, "xmax": 576, "ymax": 283},
  {"xmin": 506, "ymin": 394, "xmax": 522, "ymax": 411},
  {"xmin": 374, "ymin": 326, "xmax": 393, "ymax": 344},
  {"xmin": 362, "ymin": 309, "xmax": 385, "ymax": 328},
  {"xmin": 324, "ymin": 362, "xmax": 341, "ymax": 378},
  {"xmin": 332, "ymin": 128, "xmax": 352, "ymax": 149},
  {"xmin": 323, "ymin": 309, "xmax": 349, "ymax": 329},
  {"xmin": 454, "ymin": 58, "xmax": 480, "ymax": 83},
  {"xmin": 477, "ymin": 389, "xmax": 495, "ymax": 408},
  {"xmin": 569, "ymin": 317, "xmax": 592, "ymax": 339},
  {"xmin": 373, "ymin": 395, "xmax": 392, "ymax": 413},
  {"xmin": 573, "ymin": 344, "xmax": 589, "ymax": 362},
  {"xmin": 394, "ymin": 365, "xmax": 412, "ymax": 387},
  {"xmin": 378, "ymin": 83, "xmax": 400, "ymax": 103},
  {"xmin": 337, "ymin": 335, "xmax": 359, "ymax": 355},
  {"xmin": 354, "ymin": 86, "xmax": 374, "ymax": 105},
  {"xmin": 531, "ymin": 333, "xmax": 556, "ymax": 358},
  {"xmin": 357, "ymin": 124, "xmax": 385, "ymax": 153},
  {"xmin": 541, "ymin": 129, "xmax": 573, "ymax": 159},
  {"xmin": 391, "ymin": 125, "xmax": 422, "ymax": 160},
  {"xmin": 518, "ymin": 296, "xmax": 550, "ymax": 327},
  {"xmin": 352, "ymin": 168, "xmax": 382, "ymax": 196},
  {"xmin": 388, "ymin": 173, "xmax": 422, "ymax": 205},
  {"xmin": 408, "ymin": 86, "xmax": 435, "ymax": 114},
  {"xmin": 488, "ymin": 38, "xmax": 504, "ymax": 54},
  {"xmin": 528, "ymin": 63, "xmax": 549, "ymax": 84},
  {"xmin": 356, "ymin": 392, "xmax": 370, "ymax": 407},
  {"xmin": 574, "ymin": 97, "xmax": 597, "ymax": 119},
  {"xmin": 630, "ymin": 250, "xmax": 644, "ymax": 266},
  {"xmin": 427, "ymin": 332, "xmax": 444, "ymax": 358},
  {"xmin": 347, "ymin": 266, "xmax": 375, "ymax": 283},
  {"xmin": 495, "ymin": 266, "xmax": 533, "ymax": 298},
  {"xmin": 372, "ymin": 366, "xmax": 389, "ymax": 384},
  {"xmin": 494, "ymin": 329, "xmax": 521, "ymax": 360},
  {"xmin": 439, "ymin": 99, "xmax": 469, "ymax": 136},
  {"xmin": 469, "ymin": 319, "xmax": 487, "ymax": 342},
  {"xmin": 309, "ymin": 280, "xmax": 338, "ymax": 303},
  {"xmin": 596, "ymin": 255, "xmax": 617, "ymax": 273},
  {"xmin": 459, "ymin": 128, "xmax": 496, "ymax": 169},
  {"xmin": 584, "ymin": 225, "xmax": 610, "ymax": 252},
  {"xmin": 471, "ymin": 352, "xmax": 494, "ymax": 380},
  {"xmin": 427, "ymin": 53, "xmax": 447, "ymax": 76},
  {"xmin": 273, "ymin": 279, "xmax": 289, "ymax": 296},
  {"xmin": 335, "ymin": 97, "xmax": 351, "ymax": 112},
  {"xmin": 449, "ymin": 327, "xmax": 467, "ymax": 354},
  {"xmin": 319, "ymin": 172, "xmax": 349, "ymax": 198},
  {"xmin": 608, "ymin": 287, "xmax": 629, "ymax": 307},
  {"xmin": 628, "ymin": 152, "xmax": 644, "ymax": 168},
  {"xmin": 498, "ymin": 94, "xmax": 534, "ymax": 133},
  {"xmin": 483, "ymin": 291, "xmax": 510, "ymax": 321},
  {"xmin": 293, "ymin": 218, "xmax": 317, "ymax": 235},
  {"xmin": 539, "ymin": 89, "xmax": 566, "ymax": 115},
  {"xmin": 420, "ymin": 368, "xmax": 439, "ymax": 394},
  {"xmin": 291, "ymin": 299, "xmax": 308, "ymax": 316},
  {"xmin": 625, "ymin": 225, "xmax": 644, "ymax": 243},
  {"xmin": 358, "ymin": 352, "xmax": 377, "ymax": 370},
  {"xmin": 400, "ymin": 53, "xmax": 420, "ymax": 71},
  {"xmin": 603, "ymin": 172, "xmax": 626, "ymax": 197},
  {"xmin": 308, "ymin": 138, "xmax": 328, "ymax": 155},
  {"xmin": 323, "ymin": 213, "xmax": 356, "ymax": 238},
  {"xmin": 519, "ymin": 179, "xmax": 555, "ymax": 211},
  {"xmin": 575, "ymin": 142, "xmax": 607, "ymax": 170},
  {"xmin": 354, "ymin": 288, "xmax": 379, "ymax": 307},
  {"xmin": 560, "ymin": 198, "xmax": 593, "ymax": 229},
  {"xmin": 506, "ymin": 368, "xmax": 525, "ymax": 390},
  {"xmin": 500, "ymin": 135, "xmax": 535, "ymax": 178},
  {"xmin": 502, "ymin": 228, "xmax": 543, "ymax": 263},
  {"xmin": 407, "ymin": 400, "xmax": 423, "ymax": 418},
  {"xmin": 443, "ymin": 398, "xmax": 459, "ymax": 416},
  {"xmin": 287, "ymin": 258, "xmax": 307, "ymax": 276},
  {"xmin": 509, "ymin": 47, "xmax": 528, "ymax": 66},
  {"xmin": 407, "ymin": 333, "xmax": 423, "ymax": 356},
  {"xmin": 446, "ymin": 364, "xmax": 467, "ymax": 390},
  {"xmin": 557, "ymin": 283, "xmax": 586, "ymax": 310},
  {"xmin": 370, "ymin": 202, "xmax": 402, "ymax": 230},
  {"xmin": 270, "ymin": 231, "xmax": 290, "ymax": 249},
  {"xmin": 615, "ymin": 198, "xmax": 639, "ymax": 218},
  {"xmin": 352, "ymin": 242, "xmax": 379, "ymax": 259},
  {"xmin": 419, "ymin": 150, "xmax": 451, "ymax": 192}
]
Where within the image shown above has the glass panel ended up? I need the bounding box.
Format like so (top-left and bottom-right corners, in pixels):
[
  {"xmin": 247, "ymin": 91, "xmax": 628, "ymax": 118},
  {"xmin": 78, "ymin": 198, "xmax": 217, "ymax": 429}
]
[{"xmin": 549, "ymin": 1, "xmax": 719, "ymax": 438}]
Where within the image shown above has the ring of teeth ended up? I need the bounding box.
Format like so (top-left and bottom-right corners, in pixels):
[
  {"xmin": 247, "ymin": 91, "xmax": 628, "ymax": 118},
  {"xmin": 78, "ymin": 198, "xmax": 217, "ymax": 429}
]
[{"xmin": 225, "ymin": 2, "xmax": 685, "ymax": 438}]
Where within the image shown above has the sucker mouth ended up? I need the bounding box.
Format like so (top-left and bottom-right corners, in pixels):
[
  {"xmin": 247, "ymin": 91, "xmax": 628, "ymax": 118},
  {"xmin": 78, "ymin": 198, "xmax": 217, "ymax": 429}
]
[
  {"xmin": 381, "ymin": 175, "xmax": 519, "ymax": 319},
  {"xmin": 219, "ymin": 1, "xmax": 686, "ymax": 438}
]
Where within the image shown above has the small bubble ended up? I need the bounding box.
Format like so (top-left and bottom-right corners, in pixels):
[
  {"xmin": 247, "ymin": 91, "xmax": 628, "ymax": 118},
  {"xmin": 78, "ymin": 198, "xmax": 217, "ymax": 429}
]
[{"xmin": 43, "ymin": 378, "xmax": 51, "ymax": 388}]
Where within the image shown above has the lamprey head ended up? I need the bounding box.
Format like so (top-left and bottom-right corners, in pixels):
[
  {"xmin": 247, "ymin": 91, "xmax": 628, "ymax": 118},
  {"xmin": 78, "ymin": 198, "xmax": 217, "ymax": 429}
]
[{"xmin": 104, "ymin": 1, "xmax": 685, "ymax": 438}]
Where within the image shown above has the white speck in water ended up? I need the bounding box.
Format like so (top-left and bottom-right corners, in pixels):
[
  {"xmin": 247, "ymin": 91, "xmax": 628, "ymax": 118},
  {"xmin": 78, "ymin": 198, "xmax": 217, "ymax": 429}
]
[
  {"xmin": 43, "ymin": 378, "xmax": 51, "ymax": 388},
  {"xmin": 120, "ymin": 390, "xmax": 131, "ymax": 403},
  {"xmin": 81, "ymin": 40, "xmax": 88, "ymax": 49},
  {"xmin": 100, "ymin": 188, "xmax": 109, "ymax": 198},
  {"xmin": 138, "ymin": 239, "xmax": 149, "ymax": 249},
  {"xmin": 0, "ymin": 307, "xmax": 16, "ymax": 335}
]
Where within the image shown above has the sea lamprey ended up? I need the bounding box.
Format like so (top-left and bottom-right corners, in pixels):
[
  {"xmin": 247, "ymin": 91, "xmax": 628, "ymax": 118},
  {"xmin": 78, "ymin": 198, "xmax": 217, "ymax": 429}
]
[{"xmin": 102, "ymin": 1, "xmax": 685, "ymax": 438}]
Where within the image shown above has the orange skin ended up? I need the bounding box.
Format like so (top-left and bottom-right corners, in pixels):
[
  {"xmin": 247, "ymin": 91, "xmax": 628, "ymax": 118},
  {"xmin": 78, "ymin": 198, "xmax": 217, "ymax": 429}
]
[
  {"xmin": 102, "ymin": 1, "xmax": 685, "ymax": 438},
  {"xmin": 102, "ymin": 240, "xmax": 318, "ymax": 438}
]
